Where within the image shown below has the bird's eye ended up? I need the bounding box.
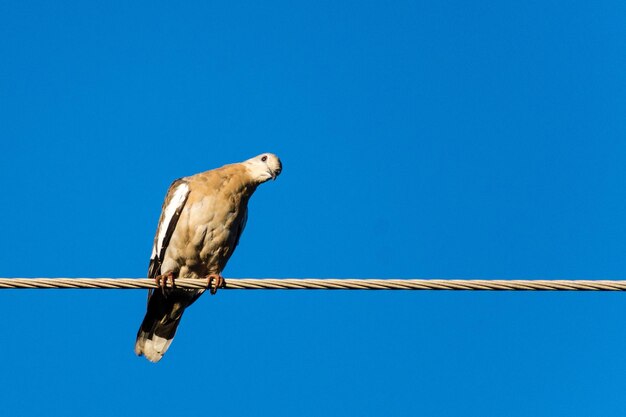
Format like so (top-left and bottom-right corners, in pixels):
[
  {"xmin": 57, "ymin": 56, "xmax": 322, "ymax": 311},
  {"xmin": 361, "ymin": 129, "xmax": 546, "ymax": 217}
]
[{"xmin": 261, "ymin": 155, "xmax": 268, "ymax": 162}]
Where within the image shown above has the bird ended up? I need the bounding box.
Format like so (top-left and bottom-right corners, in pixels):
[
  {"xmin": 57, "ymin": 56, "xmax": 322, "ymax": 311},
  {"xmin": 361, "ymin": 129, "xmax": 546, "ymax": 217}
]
[{"xmin": 135, "ymin": 153, "xmax": 282, "ymax": 362}]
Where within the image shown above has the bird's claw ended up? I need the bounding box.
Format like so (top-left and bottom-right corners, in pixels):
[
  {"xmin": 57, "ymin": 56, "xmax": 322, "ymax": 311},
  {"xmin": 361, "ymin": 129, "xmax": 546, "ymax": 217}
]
[
  {"xmin": 207, "ymin": 274, "xmax": 225, "ymax": 295},
  {"xmin": 155, "ymin": 272, "xmax": 176, "ymax": 295}
]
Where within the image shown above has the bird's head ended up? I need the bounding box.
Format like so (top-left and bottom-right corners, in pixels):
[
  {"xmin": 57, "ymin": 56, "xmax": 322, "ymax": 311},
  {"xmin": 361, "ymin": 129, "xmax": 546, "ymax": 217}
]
[{"xmin": 243, "ymin": 153, "xmax": 282, "ymax": 183}]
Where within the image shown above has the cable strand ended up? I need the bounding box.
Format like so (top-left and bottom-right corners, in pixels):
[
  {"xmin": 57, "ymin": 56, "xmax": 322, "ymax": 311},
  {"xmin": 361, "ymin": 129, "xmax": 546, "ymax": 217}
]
[{"xmin": 0, "ymin": 278, "xmax": 626, "ymax": 291}]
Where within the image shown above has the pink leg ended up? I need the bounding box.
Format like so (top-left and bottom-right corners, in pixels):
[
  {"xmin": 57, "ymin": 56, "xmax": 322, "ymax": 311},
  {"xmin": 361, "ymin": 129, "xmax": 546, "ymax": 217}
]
[
  {"xmin": 155, "ymin": 272, "xmax": 176, "ymax": 294},
  {"xmin": 206, "ymin": 273, "xmax": 226, "ymax": 295}
]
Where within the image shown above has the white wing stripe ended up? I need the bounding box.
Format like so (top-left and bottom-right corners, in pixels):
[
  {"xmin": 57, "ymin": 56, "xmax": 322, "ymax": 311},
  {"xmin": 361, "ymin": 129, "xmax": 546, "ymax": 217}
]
[{"xmin": 156, "ymin": 182, "xmax": 189, "ymax": 257}]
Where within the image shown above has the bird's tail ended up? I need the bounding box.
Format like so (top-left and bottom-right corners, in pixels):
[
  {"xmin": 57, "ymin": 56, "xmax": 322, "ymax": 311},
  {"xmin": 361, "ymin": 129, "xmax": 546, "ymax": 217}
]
[{"xmin": 135, "ymin": 289, "xmax": 203, "ymax": 362}]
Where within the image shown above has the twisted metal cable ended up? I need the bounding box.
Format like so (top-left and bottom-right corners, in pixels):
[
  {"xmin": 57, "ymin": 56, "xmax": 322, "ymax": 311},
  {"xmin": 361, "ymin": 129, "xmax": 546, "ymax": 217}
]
[{"xmin": 0, "ymin": 278, "xmax": 625, "ymax": 291}]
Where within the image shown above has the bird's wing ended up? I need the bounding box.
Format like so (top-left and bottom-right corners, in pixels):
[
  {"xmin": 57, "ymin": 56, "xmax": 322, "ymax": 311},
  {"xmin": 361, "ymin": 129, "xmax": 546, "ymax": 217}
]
[
  {"xmin": 148, "ymin": 178, "xmax": 190, "ymax": 279},
  {"xmin": 232, "ymin": 206, "xmax": 248, "ymax": 250}
]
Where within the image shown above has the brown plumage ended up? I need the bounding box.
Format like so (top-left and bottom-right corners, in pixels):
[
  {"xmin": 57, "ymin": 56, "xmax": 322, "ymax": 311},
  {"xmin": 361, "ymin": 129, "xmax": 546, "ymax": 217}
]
[{"xmin": 135, "ymin": 153, "xmax": 282, "ymax": 362}]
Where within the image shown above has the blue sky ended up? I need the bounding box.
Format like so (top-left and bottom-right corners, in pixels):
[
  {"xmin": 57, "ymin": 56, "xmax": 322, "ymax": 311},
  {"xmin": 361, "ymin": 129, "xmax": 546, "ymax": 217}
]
[{"xmin": 1, "ymin": 1, "xmax": 625, "ymax": 416}]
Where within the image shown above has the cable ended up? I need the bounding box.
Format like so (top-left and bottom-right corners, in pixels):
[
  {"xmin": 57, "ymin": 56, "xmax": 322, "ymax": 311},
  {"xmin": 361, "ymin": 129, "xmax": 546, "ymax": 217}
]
[{"xmin": 0, "ymin": 278, "xmax": 625, "ymax": 291}]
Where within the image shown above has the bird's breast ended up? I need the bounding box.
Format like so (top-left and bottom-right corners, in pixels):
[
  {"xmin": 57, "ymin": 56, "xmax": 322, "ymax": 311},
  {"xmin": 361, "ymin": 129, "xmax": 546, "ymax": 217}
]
[{"xmin": 166, "ymin": 189, "xmax": 250, "ymax": 278}]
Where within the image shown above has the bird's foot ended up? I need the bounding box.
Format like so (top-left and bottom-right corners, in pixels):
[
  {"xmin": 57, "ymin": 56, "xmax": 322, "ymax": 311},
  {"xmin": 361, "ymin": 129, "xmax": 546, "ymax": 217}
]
[
  {"xmin": 207, "ymin": 274, "xmax": 226, "ymax": 295},
  {"xmin": 155, "ymin": 272, "xmax": 176, "ymax": 295}
]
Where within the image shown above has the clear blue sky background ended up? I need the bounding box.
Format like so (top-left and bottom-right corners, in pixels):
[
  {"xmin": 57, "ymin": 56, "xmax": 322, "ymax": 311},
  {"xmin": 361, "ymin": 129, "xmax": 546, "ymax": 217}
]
[{"xmin": 1, "ymin": 1, "xmax": 625, "ymax": 416}]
